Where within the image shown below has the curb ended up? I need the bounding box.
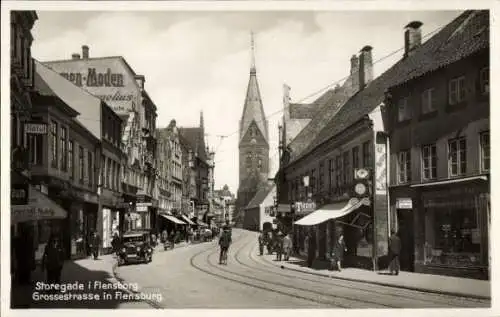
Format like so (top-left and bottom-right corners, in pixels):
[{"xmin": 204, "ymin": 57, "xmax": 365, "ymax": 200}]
[
  {"xmin": 109, "ymin": 258, "xmax": 163, "ymax": 309},
  {"xmin": 273, "ymin": 261, "xmax": 490, "ymax": 301}
]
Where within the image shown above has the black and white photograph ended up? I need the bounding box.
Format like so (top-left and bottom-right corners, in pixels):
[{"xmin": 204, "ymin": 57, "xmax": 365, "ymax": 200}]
[{"xmin": 1, "ymin": 1, "xmax": 497, "ymax": 315}]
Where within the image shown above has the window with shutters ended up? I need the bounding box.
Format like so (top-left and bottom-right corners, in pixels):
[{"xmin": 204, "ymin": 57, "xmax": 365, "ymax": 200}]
[
  {"xmin": 421, "ymin": 88, "xmax": 436, "ymax": 114},
  {"xmin": 421, "ymin": 144, "xmax": 437, "ymax": 180},
  {"xmin": 398, "ymin": 150, "xmax": 411, "ymax": 184},
  {"xmin": 448, "ymin": 137, "xmax": 467, "ymax": 177},
  {"xmin": 449, "ymin": 76, "xmax": 466, "ymax": 105}
]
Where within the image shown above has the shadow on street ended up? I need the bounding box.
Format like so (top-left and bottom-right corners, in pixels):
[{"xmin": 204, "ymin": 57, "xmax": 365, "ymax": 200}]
[{"xmin": 11, "ymin": 259, "xmax": 144, "ymax": 309}]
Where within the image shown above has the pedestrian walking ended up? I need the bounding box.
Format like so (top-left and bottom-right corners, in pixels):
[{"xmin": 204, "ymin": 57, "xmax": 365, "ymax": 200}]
[
  {"xmin": 42, "ymin": 235, "xmax": 65, "ymax": 285},
  {"xmin": 161, "ymin": 229, "xmax": 168, "ymax": 243},
  {"xmin": 89, "ymin": 231, "xmax": 101, "ymax": 260},
  {"xmin": 275, "ymin": 232, "xmax": 284, "ymax": 261},
  {"xmin": 258, "ymin": 231, "xmax": 265, "ymax": 255},
  {"xmin": 282, "ymin": 233, "xmax": 293, "ymax": 261},
  {"xmin": 331, "ymin": 234, "xmax": 347, "ymax": 271},
  {"xmin": 111, "ymin": 232, "xmax": 121, "ymax": 255},
  {"xmin": 388, "ymin": 230, "xmax": 401, "ymax": 275},
  {"xmin": 307, "ymin": 230, "xmax": 316, "ymax": 268}
]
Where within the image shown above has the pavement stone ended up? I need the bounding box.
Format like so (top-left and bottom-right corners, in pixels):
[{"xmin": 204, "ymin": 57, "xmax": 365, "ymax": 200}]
[{"xmin": 262, "ymin": 253, "xmax": 491, "ymax": 300}]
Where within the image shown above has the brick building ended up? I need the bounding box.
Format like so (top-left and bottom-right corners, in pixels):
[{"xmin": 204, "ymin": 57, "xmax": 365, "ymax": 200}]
[{"xmin": 385, "ymin": 10, "xmax": 489, "ymax": 279}]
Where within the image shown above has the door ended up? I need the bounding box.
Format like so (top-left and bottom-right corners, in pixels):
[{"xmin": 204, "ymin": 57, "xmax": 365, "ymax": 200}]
[{"xmin": 397, "ymin": 209, "xmax": 415, "ymax": 271}]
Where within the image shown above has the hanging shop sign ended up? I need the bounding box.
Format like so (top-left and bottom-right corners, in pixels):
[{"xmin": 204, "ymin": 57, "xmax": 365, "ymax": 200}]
[
  {"xmin": 294, "ymin": 201, "xmax": 316, "ymax": 215},
  {"xmin": 396, "ymin": 198, "xmax": 413, "ymax": 209},
  {"xmin": 374, "ymin": 143, "xmax": 387, "ymax": 195}
]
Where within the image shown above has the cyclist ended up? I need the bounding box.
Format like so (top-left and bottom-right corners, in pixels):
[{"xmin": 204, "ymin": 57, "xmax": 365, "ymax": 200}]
[{"xmin": 219, "ymin": 226, "xmax": 232, "ymax": 265}]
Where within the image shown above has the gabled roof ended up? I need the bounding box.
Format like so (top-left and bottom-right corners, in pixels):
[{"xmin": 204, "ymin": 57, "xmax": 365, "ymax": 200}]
[
  {"xmin": 178, "ymin": 126, "xmax": 207, "ymax": 162},
  {"xmin": 240, "ymin": 68, "xmax": 268, "ymax": 144},
  {"xmin": 245, "ymin": 184, "xmax": 275, "ymax": 209},
  {"xmin": 288, "ymin": 87, "xmax": 350, "ymax": 161},
  {"xmin": 291, "ymin": 10, "xmax": 488, "ymax": 165}
]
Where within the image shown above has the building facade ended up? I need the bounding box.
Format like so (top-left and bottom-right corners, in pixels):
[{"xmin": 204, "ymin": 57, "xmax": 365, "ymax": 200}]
[
  {"xmin": 28, "ymin": 61, "xmax": 101, "ymax": 260},
  {"xmin": 179, "ymin": 113, "xmax": 210, "ymax": 222},
  {"xmin": 385, "ymin": 10, "xmax": 489, "ymax": 279},
  {"xmin": 237, "ymin": 34, "xmax": 270, "ymax": 212},
  {"xmin": 243, "ymin": 184, "xmax": 276, "ymax": 232},
  {"xmin": 43, "ymin": 46, "xmax": 156, "ymax": 232}
]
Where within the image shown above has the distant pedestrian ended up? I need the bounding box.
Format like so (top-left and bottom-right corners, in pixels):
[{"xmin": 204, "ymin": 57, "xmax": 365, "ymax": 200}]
[
  {"xmin": 161, "ymin": 230, "xmax": 168, "ymax": 243},
  {"xmin": 388, "ymin": 230, "xmax": 401, "ymax": 275},
  {"xmin": 307, "ymin": 230, "xmax": 317, "ymax": 268},
  {"xmin": 282, "ymin": 233, "xmax": 293, "ymax": 261},
  {"xmin": 331, "ymin": 234, "xmax": 347, "ymax": 271},
  {"xmin": 275, "ymin": 232, "xmax": 284, "ymax": 261},
  {"xmin": 258, "ymin": 231, "xmax": 265, "ymax": 255},
  {"xmin": 111, "ymin": 232, "xmax": 121, "ymax": 254},
  {"xmin": 42, "ymin": 235, "xmax": 65, "ymax": 284},
  {"xmin": 90, "ymin": 231, "xmax": 101, "ymax": 260}
]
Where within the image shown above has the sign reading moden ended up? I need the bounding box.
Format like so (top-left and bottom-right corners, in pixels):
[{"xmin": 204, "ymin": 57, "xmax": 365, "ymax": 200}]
[{"xmin": 60, "ymin": 68, "xmax": 125, "ymax": 88}]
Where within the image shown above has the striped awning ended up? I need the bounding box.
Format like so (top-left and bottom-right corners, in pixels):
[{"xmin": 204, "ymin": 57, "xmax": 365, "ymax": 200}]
[
  {"xmin": 181, "ymin": 215, "xmax": 195, "ymax": 225},
  {"xmin": 160, "ymin": 214, "xmax": 186, "ymax": 225},
  {"xmin": 294, "ymin": 197, "xmax": 370, "ymax": 226}
]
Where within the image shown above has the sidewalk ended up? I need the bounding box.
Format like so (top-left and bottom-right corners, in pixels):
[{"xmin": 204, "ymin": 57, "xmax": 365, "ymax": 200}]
[
  {"xmin": 10, "ymin": 255, "xmax": 152, "ymax": 309},
  {"xmin": 261, "ymin": 253, "xmax": 491, "ymax": 300}
]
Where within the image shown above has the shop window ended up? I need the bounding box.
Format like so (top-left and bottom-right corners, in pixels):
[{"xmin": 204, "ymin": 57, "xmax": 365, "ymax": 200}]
[
  {"xmin": 421, "ymin": 88, "xmax": 436, "ymax": 114},
  {"xmin": 362, "ymin": 141, "xmax": 371, "ymax": 168},
  {"xmin": 88, "ymin": 151, "xmax": 93, "ymax": 187},
  {"xmin": 335, "ymin": 155, "xmax": 342, "ymax": 188},
  {"xmin": 421, "ymin": 144, "xmax": 437, "ymax": 180},
  {"xmin": 60, "ymin": 126, "xmax": 67, "ymax": 171},
  {"xmin": 51, "ymin": 120, "xmax": 58, "ymax": 168},
  {"xmin": 448, "ymin": 137, "xmax": 467, "ymax": 177},
  {"xmin": 397, "ymin": 97, "xmax": 412, "ymax": 122},
  {"xmin": 449, "ymin": 76, "xmax": 466, "ymax": 105},
  {"xmin": 352, "ymin": 146, "xmax": 360, "ymax": 170},
  {"xmin": 397, "ymin": 150, "xmax": 411, "ymax": 184},
  {"xmin": 480, "ymin": 131, "xmax": 490, "ymax": 172},
  {"xmin": 343, "ymin": 151, "xmax": 350, "ymax": 185},
  {"xmin": 68, "ymin": 141, "xmax": 74, "ymax": 179},
  {"xmin": 328, "ymin": 159, "xmax": 334, "ymax": 191},
  {"xmin": 425, "ymin": 206, "xmax": 481, "ymax": 267},
  {"xmin": 479, "ymin": 67, "xmax": 489, "ymax": 95},
  {"xmin": 79, "ymin": 145, "xmax": 84, "ymax": 184},
  {"xmin": 319, "ymin": 162, "xmax": 325, "ymax": 192},
  {"xmin": 27, "ymin": 134, "xmax": 43, "ymax": 166}
]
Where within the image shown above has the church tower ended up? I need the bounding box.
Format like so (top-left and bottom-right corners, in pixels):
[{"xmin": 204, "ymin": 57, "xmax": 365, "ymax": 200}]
[{"xmin": 237, "ymin": 32, "xmax": 270, "ymax": 209}]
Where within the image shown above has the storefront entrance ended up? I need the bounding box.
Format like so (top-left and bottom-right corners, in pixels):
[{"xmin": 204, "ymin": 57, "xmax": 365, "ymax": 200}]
[{"xmin": 397, "ymin": 209, "xmax": 415, "ymax": 272}]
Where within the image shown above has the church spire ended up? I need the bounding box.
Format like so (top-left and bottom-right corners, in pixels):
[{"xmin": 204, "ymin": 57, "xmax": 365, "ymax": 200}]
[
  {"xmin": 250, "ymin": 31, "xmax": 256, "ymax": 74},
  {"xmin": 239, "ymin": 31, "xmax": 268, "ymax": 145},
  {"xmin": 200, "ymin": 110, "xmax": 204, "ymax": 130}
]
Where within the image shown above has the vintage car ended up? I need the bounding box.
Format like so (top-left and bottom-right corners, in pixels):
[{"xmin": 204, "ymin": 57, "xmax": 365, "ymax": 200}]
[{"xmin": 117, "ymin": 231, "xmax": 153, "ymax": 266}]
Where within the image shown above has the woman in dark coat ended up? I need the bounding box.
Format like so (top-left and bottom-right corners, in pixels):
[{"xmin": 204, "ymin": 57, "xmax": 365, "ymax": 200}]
[{"xmin": 331, "ymin": 234, "xmax": 347, "ymax": 271}]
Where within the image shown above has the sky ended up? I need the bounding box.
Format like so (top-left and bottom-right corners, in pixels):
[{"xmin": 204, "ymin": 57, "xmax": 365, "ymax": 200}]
[{"xmin": 31, "ymin": 10, "xmax": 462, "ymax": 195}]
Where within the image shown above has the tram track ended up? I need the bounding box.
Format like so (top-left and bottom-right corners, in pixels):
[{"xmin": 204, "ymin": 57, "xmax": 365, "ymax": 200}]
[
  {"xmin": 189, "ymin": 233, "xmax": 392, "ymax": 308},
  {"xmin": 239, "ymin": 236, "xmax": 486, "ymax": 308}
]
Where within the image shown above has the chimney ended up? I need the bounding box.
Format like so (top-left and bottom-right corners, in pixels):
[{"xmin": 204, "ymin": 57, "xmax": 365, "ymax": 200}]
[
  {"xmin": 82, "ymin": 45, "xmax": 89, "ymax": 59},
  {"xmin": 359, "ymin": 45, "xmax": 373, "ymax": 89},
  {"xmin": 135, "ymin": 75, "xmax": 145, "ymax": 90},
  {"xmin": 72, "ymin": 53, "xmax": 81, "ymax": 60},
  {"xmin": 404, "ymin": 21, "xmax": 423, "ymax": 57},
  {"xmin": 349, "ymin": 54, "xmax": 360, "ymax": 93}
]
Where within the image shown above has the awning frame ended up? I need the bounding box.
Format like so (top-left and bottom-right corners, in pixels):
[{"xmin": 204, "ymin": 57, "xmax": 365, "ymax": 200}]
[
  {"xmin": 294, "ymin": 197, "xmax": 370, "ymax": 226},
  {"xmin": 160, "ymin": 214, "xmax": 186, "ymax": 225},
  {"xmin": 410, "ymin": 175, "xmax": 488, "ymax": 188}
]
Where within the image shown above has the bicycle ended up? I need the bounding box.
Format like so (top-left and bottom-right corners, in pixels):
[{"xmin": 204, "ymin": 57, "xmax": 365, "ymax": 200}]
[{"xmin": 219, "ymin": 247, "xmax": 228, "ymax": 265}]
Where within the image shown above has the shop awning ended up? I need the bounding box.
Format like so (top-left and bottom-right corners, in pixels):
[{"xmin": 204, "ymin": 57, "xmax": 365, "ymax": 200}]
[
  {"xmin": 160, "ymin": 214, "xmax": 186, "ymax": 225},
  {"xmin": 294, "ymin": 197, "xmax": 370, "ymax": 226},
  {"xmin": 181, "ymin": 215, "xmax": 196, "ymax": 225},
  {"xmin": 410, "ymin": 175, "xmax": 488, "ymax": 187},
  {"xmin": 11, "ymin": 186, "xmax": 68, "ymax": 224}
]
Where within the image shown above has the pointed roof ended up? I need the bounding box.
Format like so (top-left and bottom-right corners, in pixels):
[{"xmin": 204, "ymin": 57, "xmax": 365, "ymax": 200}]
[
  {"xmin": 245, "ymin": 183, "xmax": 275, "ymax": 209},
  {"xmin": 240, "ymin": 33, "xmax": 268, "ymax": 143},
  {"xmin": 290, "ymin": 10, "xmax": 488, "ymax": 165}
]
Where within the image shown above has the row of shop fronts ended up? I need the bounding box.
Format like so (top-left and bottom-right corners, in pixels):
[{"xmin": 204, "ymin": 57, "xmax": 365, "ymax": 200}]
[{"xmin": 274, "ymin": 11, "xmax": 490, "ymax": 280}]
